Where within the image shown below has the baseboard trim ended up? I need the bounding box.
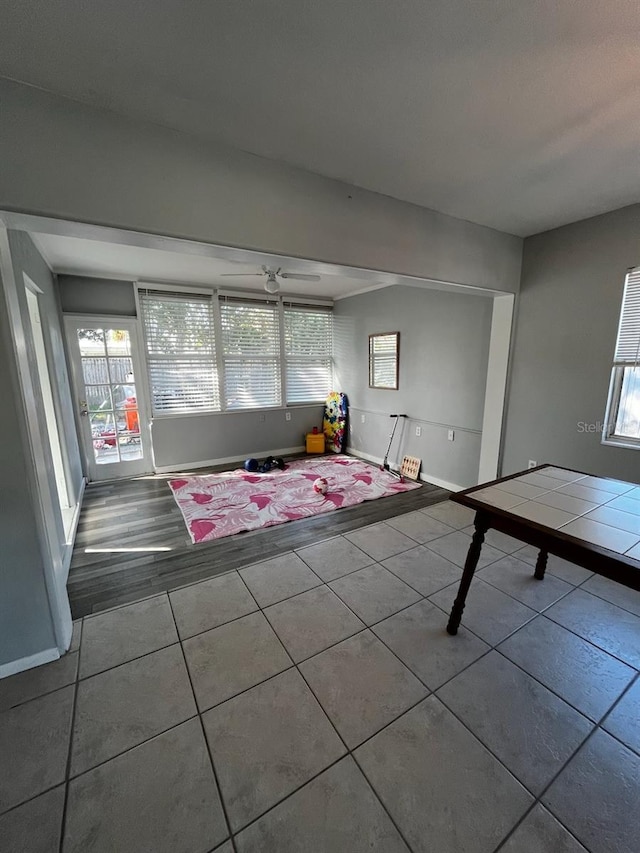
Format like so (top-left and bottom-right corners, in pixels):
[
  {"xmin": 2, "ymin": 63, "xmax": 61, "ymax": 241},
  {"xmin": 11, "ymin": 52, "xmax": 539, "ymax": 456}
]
[
  {"xmin": 154, "ymin": 446, "xmax": 306, "ymax": 475},
  {"xmin": 418, "ymin": 471, "xmax": 467, "ymax": 493},
  {"xmin": 62, "ymin": 477, "xmax": 87, "ymax": 581},
  {"xmin": 0, "ymin": 647, "xmax": 60, "ymax": 680},
  {"xmin": 347, "ymin": 447, "xmax": 466, "ymax": 493}
]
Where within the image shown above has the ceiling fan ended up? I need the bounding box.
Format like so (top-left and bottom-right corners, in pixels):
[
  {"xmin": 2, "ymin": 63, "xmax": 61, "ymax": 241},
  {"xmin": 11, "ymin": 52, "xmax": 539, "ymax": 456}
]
[{"xmin": 221, "ymin": 265, "xmax": 320, "ymax": 293}]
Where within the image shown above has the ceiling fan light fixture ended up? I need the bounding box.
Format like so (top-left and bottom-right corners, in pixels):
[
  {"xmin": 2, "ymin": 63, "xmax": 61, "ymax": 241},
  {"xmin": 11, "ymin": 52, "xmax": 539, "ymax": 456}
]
[{"xmin": 264, "ymin": 273, "xmax": 280, "ymax": 294}]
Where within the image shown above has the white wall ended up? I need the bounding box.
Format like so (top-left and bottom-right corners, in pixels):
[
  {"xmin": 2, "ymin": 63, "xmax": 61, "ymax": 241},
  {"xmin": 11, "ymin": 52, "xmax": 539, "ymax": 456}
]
[
  {"xmin": 0, "ymin": 79, "xmax": 522, "ymax": 294},
  {"xmin": 333, "ymin": 285, "xmax": 493, "ymax": 488}
]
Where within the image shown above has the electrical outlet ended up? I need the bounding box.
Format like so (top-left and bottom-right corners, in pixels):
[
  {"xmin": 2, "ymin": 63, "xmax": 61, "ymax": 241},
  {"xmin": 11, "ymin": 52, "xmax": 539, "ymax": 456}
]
[
  {"xmin": 259, "ymin": 413, "xmax": 265, "ymax": 423},
  {"xmin": 415, "ymin": 426, "xmax": 421, "ymax": 437},
  {"xmin": 285, "ymin": 411, "xmax": 291, "ymax": 421},
  {"xmin": 361, "ymin": 414, "xmax": 366, "ymax": 423},
  {"xmin": 528, "ymin": 460, "xmax": 537, "ymax": 469},
  {"xmin": 448, "ymin": 429, "xmax": 455, "ymax": 442}
]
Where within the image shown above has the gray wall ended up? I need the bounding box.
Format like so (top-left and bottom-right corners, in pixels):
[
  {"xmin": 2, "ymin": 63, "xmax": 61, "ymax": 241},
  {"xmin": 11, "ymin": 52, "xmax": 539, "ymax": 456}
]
[
  {"xmin": 0, "ymin": 79, "xmax": 522, "ymax": 294},
  {"xmin": 151, "ymin": 407, "xmax": 324, "ymax": 469},
  {"xmin": 333, "ymin": 285, "xmax": 493, "ymax": 487},
  {"xmin": 58, "ymin": 275, "xmax": 136, "ymax": 316},
  {"xmin": 502, "ymin": 204, "xmax": 640, "ymax": 479},
  {"xmin": 0, "ymin": 230, "xmax": 83, "ymax": 667}
]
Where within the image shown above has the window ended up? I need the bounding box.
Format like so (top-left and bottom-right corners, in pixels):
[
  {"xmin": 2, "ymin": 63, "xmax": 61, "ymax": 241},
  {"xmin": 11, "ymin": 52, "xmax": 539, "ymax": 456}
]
[
  {"xmin": 138, "ymin": 287, "xmax": 333, "ymax": 415},
  {"xmin": 284, "ymin": 304, "xmax": 333, "ymax": 403},
  {"xmin": 139, "ymin": 290, "xmax": 220, "ymax": 414},
  {"xmin": 604, "ymin": 268, "xmax": 640, "ymax": 446},
  {"xmin": 220, "ymin": 297, "xmax": 281, "ymax": 409},
  {"xmin": 369, "ymin": 332, "xmax": 399, "ymax": 389}
]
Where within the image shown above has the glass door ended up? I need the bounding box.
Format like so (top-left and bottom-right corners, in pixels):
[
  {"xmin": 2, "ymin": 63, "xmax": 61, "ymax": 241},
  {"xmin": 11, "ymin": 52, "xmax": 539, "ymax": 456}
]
[{"xmin": 65, "ymin": 318, "xmax": 152, "ymax": 481}]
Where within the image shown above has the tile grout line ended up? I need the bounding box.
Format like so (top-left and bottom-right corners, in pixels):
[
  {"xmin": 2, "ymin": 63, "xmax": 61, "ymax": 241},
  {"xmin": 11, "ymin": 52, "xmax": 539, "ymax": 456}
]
[
  {"xmin": 57, "ymin": 617, "xmax": 83, "ymax": 853},
  {"xmin": 166, "ymin": 594, "xmax": 238, "ymax": 853},
  {"xmin": 490, "ymin": 719, "xmax": 613, "ymax": 853},
  {"xmin": 427, "ymin": 568, "xmax": 640, "ymax": 674},
  {"xmin": 569, "ymin": 580, "xmax": 640, "ymax": 620},
  {"xmin": 63, "ymin": 713, "xmax": 201, "ymax": 784},
  {"xmin": 0, "ymin": 654, "xmax": 81, "ymax": 714}
]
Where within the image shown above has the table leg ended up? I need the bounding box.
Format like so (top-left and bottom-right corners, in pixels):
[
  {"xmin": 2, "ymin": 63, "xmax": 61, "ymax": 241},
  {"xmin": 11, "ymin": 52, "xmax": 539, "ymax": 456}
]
[
  {"xmin": 447, "ymin": 514, "xmax": 489, "ymax": 635},
  {"xmin": 534, "ymin": 549, "xmax": 548, "ymax": 580}
]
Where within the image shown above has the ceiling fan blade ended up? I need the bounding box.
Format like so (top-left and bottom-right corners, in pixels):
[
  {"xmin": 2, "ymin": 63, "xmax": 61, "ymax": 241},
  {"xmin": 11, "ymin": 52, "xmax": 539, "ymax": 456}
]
[
  {"xmin": 280, "ymin": 273, "xmax": 321, "ymax": 282},
  {"xmin": 220, "ymin": 272, "xmax": 264, "ymax": 277}
]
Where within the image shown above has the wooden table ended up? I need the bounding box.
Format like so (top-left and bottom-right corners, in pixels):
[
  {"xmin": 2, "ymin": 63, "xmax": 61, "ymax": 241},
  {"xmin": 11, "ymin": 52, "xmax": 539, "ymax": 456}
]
[{"xmin": 446, "ymin": 464, "xmax": 640, "ymax": 635}]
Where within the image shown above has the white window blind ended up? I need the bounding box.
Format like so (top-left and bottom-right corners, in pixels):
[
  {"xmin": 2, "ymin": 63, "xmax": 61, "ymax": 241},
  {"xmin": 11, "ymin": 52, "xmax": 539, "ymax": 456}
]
[
  {"xmin": 284, "ymin": 304, "xmax": 333, "ymax": 403},
  {"xmin": 614, "ymin": 268, "xmax": 640, "ymax": 364},
  {"xmin": 603, "ymin": 268, "xmax": 640, "ymax": 443},
  {"xmin": 369, "ymin": 333, "xmax": 399, "ymax": 388},
  {"xmin": 139, "ymin": 290, "xmax": 220, "ymax": 414},
  {"xmin": 220, "ymin": 297, "xmax": 281, "ymax": 409}
]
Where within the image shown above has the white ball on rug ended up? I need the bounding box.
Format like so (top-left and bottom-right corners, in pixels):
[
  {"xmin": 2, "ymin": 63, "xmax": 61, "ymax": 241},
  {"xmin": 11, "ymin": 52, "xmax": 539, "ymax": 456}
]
[{"xmin": 313, "ymin": 477, "xmax": 328, "ymax": 495}]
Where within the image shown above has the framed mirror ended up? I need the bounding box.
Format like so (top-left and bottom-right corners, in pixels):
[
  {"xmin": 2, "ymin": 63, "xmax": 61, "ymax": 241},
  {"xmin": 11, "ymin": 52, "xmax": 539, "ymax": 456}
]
[{"xmin": 369, "ymin": 332, "xmax": 399, "ymax": 389}]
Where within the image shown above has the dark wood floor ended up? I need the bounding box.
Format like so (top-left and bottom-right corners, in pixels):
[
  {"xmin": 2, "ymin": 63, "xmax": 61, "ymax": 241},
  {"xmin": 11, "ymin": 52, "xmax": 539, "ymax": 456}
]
[{"xmin": 67, "ymin": 457, "xmax": 450, "ymax": 617}]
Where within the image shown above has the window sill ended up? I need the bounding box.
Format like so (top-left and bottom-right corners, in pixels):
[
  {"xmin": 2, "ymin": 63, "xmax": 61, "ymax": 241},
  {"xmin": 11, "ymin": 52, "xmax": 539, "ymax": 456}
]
[
  {"xmin": 151, "ymin": 402, "xmax": 324, "ymax": 420},
  {"xmin": 601, "ymin": 436, "xmax": 640, "ymax": 451}
]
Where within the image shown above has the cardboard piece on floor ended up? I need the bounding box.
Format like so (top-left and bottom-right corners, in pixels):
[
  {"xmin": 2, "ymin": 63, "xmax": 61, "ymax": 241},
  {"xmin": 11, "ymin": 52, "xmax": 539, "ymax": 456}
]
[{"xmin": 401, "ymin": 455, "xmax": 421, "ymax": 481}]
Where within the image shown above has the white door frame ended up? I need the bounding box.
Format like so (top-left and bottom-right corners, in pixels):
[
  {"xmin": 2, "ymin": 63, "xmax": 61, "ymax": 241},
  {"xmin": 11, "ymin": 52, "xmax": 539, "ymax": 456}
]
[
  {"xmin": 24, "ymin": 276, "xmax": 72, "ymax": 513},
  {"xmin": 478, "ymin": 293, "xmax": 516, "ymax": 482},
  {"xmin": 64, "ymin": 315, "xmax": 153, "ymax": 481}
]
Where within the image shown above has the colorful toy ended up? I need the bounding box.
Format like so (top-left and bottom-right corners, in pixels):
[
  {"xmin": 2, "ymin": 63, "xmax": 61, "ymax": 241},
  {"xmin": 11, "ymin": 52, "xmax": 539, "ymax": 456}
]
[
  {"xmin": 313, "ymin": 477, "xmax": 328, "ymax": 495},
  {"xmin": 323, "ymin": 391, "xmax": 348, "ymax": 453}
]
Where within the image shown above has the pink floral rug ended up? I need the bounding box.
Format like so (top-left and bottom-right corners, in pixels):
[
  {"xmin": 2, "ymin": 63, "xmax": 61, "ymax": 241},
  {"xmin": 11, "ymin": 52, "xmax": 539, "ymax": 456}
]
[{"xmin": 168, "ymin": 456, "xmax": 420, "ymax": 544}]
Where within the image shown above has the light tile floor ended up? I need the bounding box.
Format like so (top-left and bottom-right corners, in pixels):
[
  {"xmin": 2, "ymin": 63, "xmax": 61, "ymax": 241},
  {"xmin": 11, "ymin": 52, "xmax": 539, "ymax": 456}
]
[{"xmin": 1, "ymin": 500, "xmax": 640, "ymax": 852}]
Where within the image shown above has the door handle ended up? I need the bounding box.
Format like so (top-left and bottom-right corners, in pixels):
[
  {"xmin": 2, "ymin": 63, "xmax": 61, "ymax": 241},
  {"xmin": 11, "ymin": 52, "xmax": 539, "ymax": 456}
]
[{"xmin": 79, "ymin": 401, "xmax": 88, "ymax": 417}]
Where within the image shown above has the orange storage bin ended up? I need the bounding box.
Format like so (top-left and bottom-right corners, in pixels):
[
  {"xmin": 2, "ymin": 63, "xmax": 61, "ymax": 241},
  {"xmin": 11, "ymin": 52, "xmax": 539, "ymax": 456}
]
[{"xmin": 306, "ymin": 432, "xmax": 326, "ymax": 454}]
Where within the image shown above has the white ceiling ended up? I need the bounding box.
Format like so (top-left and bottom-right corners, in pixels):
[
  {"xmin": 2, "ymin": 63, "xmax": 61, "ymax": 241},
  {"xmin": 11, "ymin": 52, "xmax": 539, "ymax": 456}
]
[
  {"xmin": 3, "ymin": 1, "xmax": 639, "ymax": 236},
  {"xmin": 30, "ymin": 224, "xmax": 498, "ymax": 299},
  {"xmin": 32, "ymin": 233, "xmax": 377, "ymax": 299}
]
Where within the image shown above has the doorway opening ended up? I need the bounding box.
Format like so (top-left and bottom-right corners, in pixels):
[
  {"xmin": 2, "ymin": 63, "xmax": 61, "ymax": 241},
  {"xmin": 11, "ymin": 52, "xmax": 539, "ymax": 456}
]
[{"xmin": 64, "ymin": 316, "xmax": 153, "ymax": 481}]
